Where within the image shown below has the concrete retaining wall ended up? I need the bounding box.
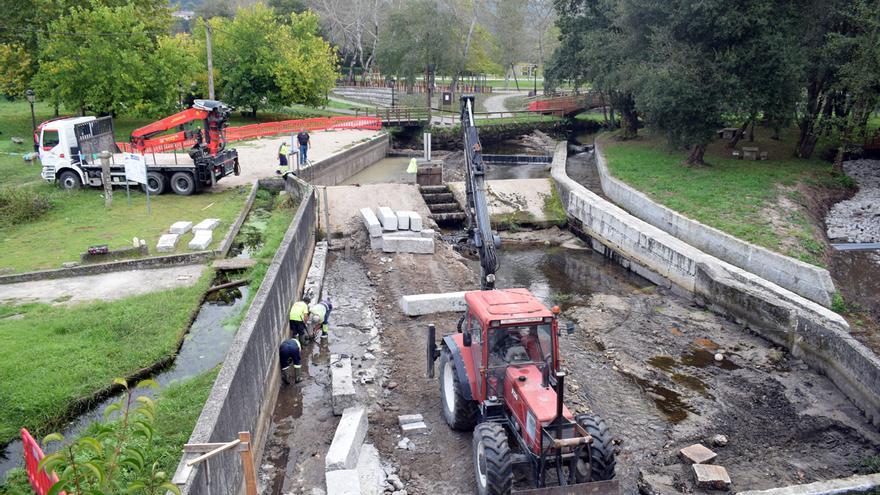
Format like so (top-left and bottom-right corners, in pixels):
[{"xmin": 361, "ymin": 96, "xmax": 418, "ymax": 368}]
[
  {"xmin": 303, "ymin": 134, "xmax": 389, "ymax": 186},
  {"xmin": 173, "ymin": 177, "xmax": 317, "ymax": 495},
  {"xmin": 550, "ymin": 142, "xmax": 880, "ymax": 427},
  {"xmin": 592, "ymin": 138, "xmax": 836, "ymax": 307},
  {"xmin": 333, "ymin": 87, "xmax": 394, "ymax": 107}
]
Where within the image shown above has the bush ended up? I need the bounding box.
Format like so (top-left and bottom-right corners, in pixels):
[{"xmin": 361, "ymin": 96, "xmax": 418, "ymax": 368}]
[{"xmin": 0, "ymin": 187, "xmax": 52, "ymax": 227}]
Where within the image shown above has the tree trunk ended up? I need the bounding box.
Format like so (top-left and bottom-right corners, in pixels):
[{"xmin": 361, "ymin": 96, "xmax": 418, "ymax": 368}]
[
  {"xmin": 451, "ymin": 16, "xmax": 477, "ymax": 96},
  {"xmin": 511, "ymin": 64, "xmax": 520, "ymax": 91},
  {"xmin": 748, "ymin": 120, "xmax": 755, "ymax": 142},
  {"xmin": 613, "ymin": 92, "xmax": 638, "ymax": 139},
  {"xmin": 728, "ymin": 118, "xmax": 751, "ymax": 149},
  {"xmin": 685, "ymin": 144, "xmax": 707, "ymax": 166}
]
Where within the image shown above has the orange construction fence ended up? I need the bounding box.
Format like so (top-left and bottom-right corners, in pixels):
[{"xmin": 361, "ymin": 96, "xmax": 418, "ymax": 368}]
[
  {"xmin": 117, "ymin": 116, "xmax": 382, "ymax": 154},
  {"xmin": 21, "ymin": 428, "xmax": 63, "ymax": 495}
]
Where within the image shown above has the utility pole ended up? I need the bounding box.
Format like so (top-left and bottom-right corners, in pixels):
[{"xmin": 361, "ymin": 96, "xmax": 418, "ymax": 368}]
[{"xmin": 205, "ymin": 23, "xmax": 215, "ymax": 100}]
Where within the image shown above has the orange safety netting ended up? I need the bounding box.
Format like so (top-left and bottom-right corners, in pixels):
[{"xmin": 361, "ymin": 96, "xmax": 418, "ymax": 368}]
[
  {"xmin": 21, "ymin": 428, "xmax": 63, "ymax": 495},
  {"xmin": 117, "ymin": 116, "xmax": 381, "ymax": 154}
]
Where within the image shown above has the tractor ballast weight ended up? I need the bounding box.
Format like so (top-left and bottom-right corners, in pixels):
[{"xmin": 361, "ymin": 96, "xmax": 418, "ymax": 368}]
[{"xmin": 427, "ymin": 290, "xmax": 618, "ymax": 495}]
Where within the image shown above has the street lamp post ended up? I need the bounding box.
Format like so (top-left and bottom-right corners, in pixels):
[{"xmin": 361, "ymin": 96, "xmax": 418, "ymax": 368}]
[
  {"xmin": 533, "ymin": 65, "xmax": 538, "ymax": 96},
  {"xmin": 25, "ymin": 89, "xmax": 36, "ymax": 151}
]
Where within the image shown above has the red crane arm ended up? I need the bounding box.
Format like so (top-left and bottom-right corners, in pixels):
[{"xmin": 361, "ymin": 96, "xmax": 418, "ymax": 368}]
[{"xmin": 130, "ymin": 107, "xmax": 209, "ymax": 139}]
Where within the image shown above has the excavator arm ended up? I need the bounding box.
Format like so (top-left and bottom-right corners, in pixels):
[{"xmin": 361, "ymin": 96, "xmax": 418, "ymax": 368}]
[{"xmin": 460, "ymin": 95, "xmax": 499, "ymax": 290}]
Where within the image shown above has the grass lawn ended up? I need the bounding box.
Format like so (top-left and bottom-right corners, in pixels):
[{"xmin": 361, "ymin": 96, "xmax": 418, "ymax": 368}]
[
  {"xmin": 0, "ymin": 368, "xmax": 219, "ymax": 494},
  {"xmin": 600, "ymin": 126, "xmax": 843, "ymax": 266},
  {"xmin": 0, "ymin": 271, "xmax": 211, "ymax": 446},
  {"xmin": 0, "ymin": 184, "xmax": 250, "ymax": 274}
]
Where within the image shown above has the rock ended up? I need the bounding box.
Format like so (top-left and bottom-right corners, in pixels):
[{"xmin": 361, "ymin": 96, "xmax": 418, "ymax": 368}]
[
  {"xmin": 363, "ymin": 352, "xmax": 376, "ymax": 360},
  {"xmin": 11, "ymin": 137, "xmax": 24, "ymax": 144},
  {"xmin": 714, "ymin": 353, "xmax": 724, "ymax": 362},
  {"xmin": 386, "ymin": 381, "xmax": 398, "ymax": 389},
  {"xmin": 679, "ymin": 444, "xmax": 717, "ymax": 464},
  {"xmin": 711, "ymin": 434, "xmax": 729, "ymax": 447},
  {"xmin": 397, "ymin": 414, "xmax": 424, "ymax": 426},
  {"xmin": 692, "ymin": 464, "xmax": 731, "ymax": 490},
  {"xmin": 396, "ymin": 438, "xmax": 410, "ymax": 450},
  {"xmin": 61, "ymin": 262, "xmax": 80, "ymax": 268}
]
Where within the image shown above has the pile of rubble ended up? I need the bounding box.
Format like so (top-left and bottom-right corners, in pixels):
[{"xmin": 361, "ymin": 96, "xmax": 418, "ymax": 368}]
[
  {"xmin": 360, "ymin": 207, "xmax": 435, "ymax": 254},
  {"xmin": 827, "ymin": 159, "xmax": 880, "ymax": 242}
]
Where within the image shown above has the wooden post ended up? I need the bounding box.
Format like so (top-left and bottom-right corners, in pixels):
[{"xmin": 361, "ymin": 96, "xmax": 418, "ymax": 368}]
[{"xmin": 238, "ymin": 432, "xmax": 258, "ymax": 495}]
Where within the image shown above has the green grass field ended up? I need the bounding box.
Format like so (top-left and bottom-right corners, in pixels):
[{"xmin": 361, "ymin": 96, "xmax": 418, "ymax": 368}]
[
  {"xmin": 0, "ymin": 368, "xmax": 219, "ymax": 494},
  {"xmin": 0, "ymin": 271, "xmax": 211, "ymax": 445},
  {"xmin": 601, "ymin": 126, "xmax": 842, "ymax": 266}
]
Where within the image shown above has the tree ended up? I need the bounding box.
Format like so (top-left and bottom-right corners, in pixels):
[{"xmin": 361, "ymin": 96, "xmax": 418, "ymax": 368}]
[
  {"xmin": 488, "ymin": 0, "xmax": 529, "ymax": 86},
  {"xmin": 311, "ymin": 0, "xmax": 389, "ymax": 82},
  {"xmin": 272, "ymin": 11, "xmax": 339, "ymax": 106},
  {"xmin": 0, "ymin": 44, "xmax": 35, "ymax": 98},
  {"xmin": 32, "ymin": 3, "xmax": 194, "ymax": 116},
  {"xmin": 204, "ymin": 4, "xmax": 281, "ymax": 117},
  {"xmin": 375, "ymin": 0, "xmax": 457, "ymax": 90},
  {"xmin": 270, "ymin": 0, "xmax": 308, "ymax": 18}
]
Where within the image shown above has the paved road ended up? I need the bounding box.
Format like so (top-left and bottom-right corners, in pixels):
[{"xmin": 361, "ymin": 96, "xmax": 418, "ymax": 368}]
[
  {"xmin": 0, "ymin": 264, "xmax": 207, "ymax": 306},
  {"xmin": 483, "ymin": 91, "xmax": 529, "ymax": 113}
]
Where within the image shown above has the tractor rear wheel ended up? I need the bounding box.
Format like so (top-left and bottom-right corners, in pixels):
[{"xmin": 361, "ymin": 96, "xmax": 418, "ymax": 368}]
[
  {"xmin": 473, "ymin": 422, "xmax": 513, "ymax": 495},
  {"xmin": 575, "ymin": 414, "xmax": 616, "ymax": 482},
  {"xmin": 439, "ymin": 348, "xmax": 478, "ymax": 431}
]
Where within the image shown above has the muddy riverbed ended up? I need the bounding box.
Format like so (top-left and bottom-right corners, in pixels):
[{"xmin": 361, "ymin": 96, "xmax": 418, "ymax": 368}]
[{"xmin": 259, "ymin": 234, "xmax": 879, "ymax": 494}]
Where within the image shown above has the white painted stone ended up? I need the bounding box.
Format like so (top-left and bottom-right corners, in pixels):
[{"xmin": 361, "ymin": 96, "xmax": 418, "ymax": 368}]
[
  {"xmin": 192, "ymin": 218, "xmax": 220, "ymax": 231},
  {"xmin": 396, "ymin": 210, "xmax": 410, "ymax": 230},
  {"xmin": 357, "ymin": 444, "xmax": 385, "ymax": 495},
  {"xmin": 381, "ymin": 236, "xmax": 433, "ymax": 254},
  {"xmin": 360, "ymin": 208, "xmax": 382, "ymax": 237},
  {"xmin": 407, "ymin": 212, "xmax": 423, "ymax": 231},
  {"xmin": 419, "ymin": 229, "xmax": 435, "ymax": 239},
  {"xmin": 400, "ymin": 421, "xmax": 427, "ymax": 433},
  {"xmin": 331, "ymin": 354, "xmax": 357, "ymax": 415},
  {"xmin": 398, "ymin": 414, "xmax": 424, "ymax": 426},
  {"xmin": 156, "ymin": 233, "xmax": 180, "ymax": 252},
  {"xmin": 399, "ymin": 291, "xmax": 467, "ymax": 316},
  {"xmin": 188, "ymin": 230, "xmax": 213, "ymax": 250},
  {"xmin": 326, "ymin": 469, "xmax": 361, "ymax": 495},
  {"xmin": 326, "ymin": 406, "xmax": 368, "ymax": 471},
  {"xmin": 377, "ymin": 206, "xmax": 397, "ymax": 231},
  {"xmin": 369, "ymin": 235, "xmax": 383, "ymax": 251},
  {"xmin": 169, "ymin": 221, "xmax": 193, "ymax": 234}
]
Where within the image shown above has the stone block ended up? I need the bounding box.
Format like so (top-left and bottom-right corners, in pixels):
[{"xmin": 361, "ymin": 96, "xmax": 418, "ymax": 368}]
[
  {"xmin": 419, "ymin": 229, "xmax": 435, "ymax": 239},
  {"xmin": 326, "ymin": 406, "xmax": 368, "ymax": 471},
  {"xmin": 400, "ymin": 291, "xmax": 467, "ymax": 316},
  {"xmin": 360, "ymin": 208, "xmax": 382, "ymax": 237},
  {"xmin": 369, "ymin": 235, "xmax": 383, "ymax": 251},
  {"xmin": 408, "ymin": 212, "xmax": 423, "ymax": 231},
  {"xmin": 377, "ymin": 206, "xmax": 397, "ymax": 231},
  {"xmin": 304, "ymin": 241, "xmax": 328, "ymax": 300},
  {"xmin": 381, "ymin": 236, "xmax": 433, "ymax": 254},
  {"xmin": 188, "ymin": 230, "xmax": 213, "ymax": 250},
  {"xmin": 169, "ymin": 221, "xmax": 193, "ymax": 234},
  {"xmin": 679, "ymin": 444, "xmax": 717, "ymax": 464},
  {"xmin": 401, "ymin": 421, "xmax": 427, "ymax": 433},
  {"xmin": 156, "ymin": 233, "xmax": 180, "ymax": 253},
  {"xmin": 357, "ymin": 444, "xmax": 385, "ymax": 495},
  {"xmin": 331, "ymin": 354, "xmax": 357, "ymax": 416},
  {"xmin": 193, "ymin": 218, "xmax": 220, "ymax": 232},
  {"xmin": 398, "ymin": 414, "xmax": 424, "ymax": 426},
  {"xmin": 692, "ymin": 464, "xmax": 731, "ymax": 490},
  {"xmin": 326, "ymin": 469, "xmax": 361, "ymax": 495},
  {"xmin": 396, "ymin": 210, "xmax": 410, "ymax": 230}
]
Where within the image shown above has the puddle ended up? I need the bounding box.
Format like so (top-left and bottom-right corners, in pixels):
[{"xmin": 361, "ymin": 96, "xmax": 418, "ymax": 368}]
[
  {"xmin": 681, "ymin": 347, "xmax": 740, "ymax": 370},
  {"xmin": 647, "ymin": 355, "xmax": 677, "ymax": 372},
  {"xmin": 630, "ymin": 376, "xmax": 694, "ymax": 423}
]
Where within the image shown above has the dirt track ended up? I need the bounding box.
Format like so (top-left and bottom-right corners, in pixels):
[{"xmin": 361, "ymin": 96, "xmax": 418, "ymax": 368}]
[{"xmin": 260, "ymin": 231, "xmax": 880, "ymax": 494}]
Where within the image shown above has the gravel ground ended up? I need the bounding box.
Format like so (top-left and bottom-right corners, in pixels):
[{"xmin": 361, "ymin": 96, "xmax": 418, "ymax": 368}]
[{"xmin": 826, "ymin": 159, "xmax": 880, "ymax": 242}]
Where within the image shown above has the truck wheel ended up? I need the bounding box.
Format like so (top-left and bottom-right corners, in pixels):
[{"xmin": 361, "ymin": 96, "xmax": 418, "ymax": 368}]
[
  {"xmin": 440, "ymin": 348, "xmax": 478, "ymax": 431},
  {"xmin": 142, "ymin": 172, "xmax": 165, "ymax": 195},
  {"xmin": 170, "ymin": 172, "xmax": 195, "ymax": 196},
  {"xmin": 575, "ymin": 414, "xmax": 616, "ymax": 482},
  {"xmin": 473, "ymin": 422, "xmax": 513, "ymax": 495},
  {"xmin": 57, "ymin": 170, "xmax": 81, "ymax": 190}
]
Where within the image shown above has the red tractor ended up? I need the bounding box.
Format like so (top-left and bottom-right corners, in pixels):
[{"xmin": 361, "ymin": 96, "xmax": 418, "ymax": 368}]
[{"xmin": 427, "ymin": 289, "xmax": 618, "ymax": 495}]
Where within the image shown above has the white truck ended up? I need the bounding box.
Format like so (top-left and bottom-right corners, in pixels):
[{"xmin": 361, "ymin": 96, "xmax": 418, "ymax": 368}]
[{"xmin": 36, "ymin": 100, "xmax": 240, "ymax": 195}]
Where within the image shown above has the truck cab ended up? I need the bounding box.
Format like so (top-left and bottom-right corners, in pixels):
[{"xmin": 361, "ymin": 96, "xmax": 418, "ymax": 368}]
[{"xmin": 37, "ymin": 116, "xmax": 97, "ymax": 187}]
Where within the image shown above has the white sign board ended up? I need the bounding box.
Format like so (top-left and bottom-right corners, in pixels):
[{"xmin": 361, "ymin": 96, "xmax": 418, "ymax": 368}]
[{"xmin": 123, "ymin": 153, "xmax": 147, "ymax": 185}]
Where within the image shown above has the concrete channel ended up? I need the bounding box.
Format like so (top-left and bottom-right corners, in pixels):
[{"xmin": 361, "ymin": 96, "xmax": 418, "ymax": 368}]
[{"xmin": 171, "ymin": 133, "xmax": 880, "ymax": 495}]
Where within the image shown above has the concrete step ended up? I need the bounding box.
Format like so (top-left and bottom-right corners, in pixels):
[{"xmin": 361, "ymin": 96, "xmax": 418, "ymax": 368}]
[
  {"xmin": 419, "ymin": 185, "xmax": 449, "ymax": 194},
  {"xmin": 428, "ymin": 202, "xmax": 462, "ymax": 213},
  {"xmin": 422, "ymin": 193, "xmax": 455, "ymax": 204},
  {"xmin": 430, "ymin": 212, "xmax": 466, "ymax": 223}
]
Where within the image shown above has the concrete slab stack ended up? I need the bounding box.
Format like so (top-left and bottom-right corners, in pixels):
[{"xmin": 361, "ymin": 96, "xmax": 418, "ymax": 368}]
[{"xmin": 360, "ymin": 207, "xmax": 432, "ymax": 254}]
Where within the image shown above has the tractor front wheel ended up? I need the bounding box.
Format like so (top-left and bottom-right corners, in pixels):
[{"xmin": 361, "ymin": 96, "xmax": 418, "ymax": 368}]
[
  {"xmin": 473, "ymin": 422, "xmax": 513, "ymax": 495},
  {"xmin": 439, "ymin": 349, "xmax": 478, "ymax": 431},
  {"xmin": 575, "ymin": 414, "xmax": 616, "ymax": 482}
]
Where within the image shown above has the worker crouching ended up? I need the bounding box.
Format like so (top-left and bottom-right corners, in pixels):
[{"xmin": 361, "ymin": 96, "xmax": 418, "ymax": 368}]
[
  {"xmin": 309, "ymin": 299, "xmax": 333, "ymax": 339},
  {"xmin": 279, "ymin": 336, "xmax": 302, "ymax": 384}
]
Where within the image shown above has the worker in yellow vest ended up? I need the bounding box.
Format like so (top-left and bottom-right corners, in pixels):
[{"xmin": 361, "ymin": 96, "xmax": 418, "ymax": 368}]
[
  {"xmin": 289, "ymin": 293, "xmax": 310, "ymax": 340},
  {"xmin": 277, "ymin": 141, "xmax": 290, "ymax": 175}
]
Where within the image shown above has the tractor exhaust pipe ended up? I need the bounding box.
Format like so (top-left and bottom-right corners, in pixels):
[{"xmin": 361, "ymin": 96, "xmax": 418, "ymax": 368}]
[
  {"xmin": 555, "ymin": 371, "xmax": 565, "ymax": 423},
  {"xmin": 426, "ymin": 324, "xmax": 439, "ymax": 378}
]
